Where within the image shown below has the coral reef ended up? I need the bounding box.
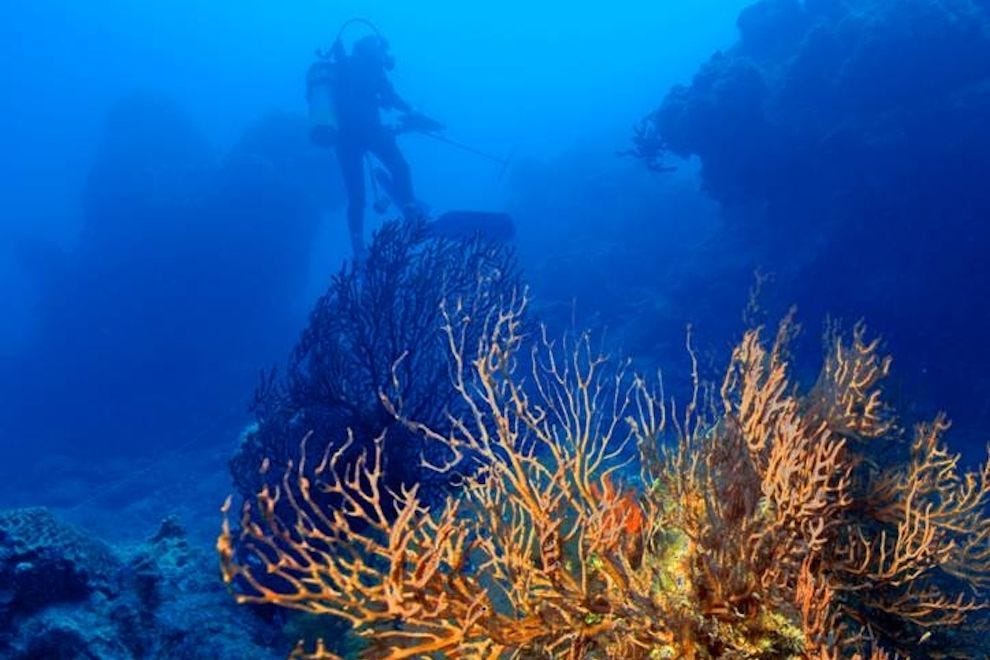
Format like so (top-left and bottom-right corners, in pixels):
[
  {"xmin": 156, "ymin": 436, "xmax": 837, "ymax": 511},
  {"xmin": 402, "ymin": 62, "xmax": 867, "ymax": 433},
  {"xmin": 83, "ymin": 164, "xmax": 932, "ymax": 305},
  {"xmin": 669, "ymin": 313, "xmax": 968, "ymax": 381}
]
[
  {"xmin": 632, "ymin": 0, "xmax": 990, "ymax": 452},
  {"xmin": 642, "ymin": 319, "xmax": 990, "ymax": 656},
  {"xmin": 231, "ymin": 218, "xmax": 520, "ymax": 508},
  {"xmin": 639, "ymin": 0, "xmax": 990, "ymax": 215},
  {"xmin": 0, "ymin": 508, "xmax": 120, "ymax": 629},
  {"xmin": 0, "ymin": 508, "xmax": 276, "ymax": 658},
  {"xmin": 219, "ymin": 301, "xmax": 990, "ymax": 657}
]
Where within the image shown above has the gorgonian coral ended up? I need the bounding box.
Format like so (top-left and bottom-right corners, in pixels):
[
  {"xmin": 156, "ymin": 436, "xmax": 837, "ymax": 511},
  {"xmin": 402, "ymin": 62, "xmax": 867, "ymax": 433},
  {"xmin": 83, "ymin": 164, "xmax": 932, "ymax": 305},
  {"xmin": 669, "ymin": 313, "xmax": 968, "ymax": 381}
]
[
  {"xmin": 220, "ymin": 302, "xmax": 990, "ymax": 658},
  {"xmin": 230, "ymin": 218, "xmax": 519, "ymax": 509}
]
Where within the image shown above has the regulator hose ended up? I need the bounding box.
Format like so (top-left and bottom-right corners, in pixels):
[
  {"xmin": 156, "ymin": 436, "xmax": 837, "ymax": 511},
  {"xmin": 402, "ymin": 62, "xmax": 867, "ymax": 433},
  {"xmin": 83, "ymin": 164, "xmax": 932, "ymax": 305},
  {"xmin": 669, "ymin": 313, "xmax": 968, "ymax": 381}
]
[
  {"xmin": 335, "ymin": 17, "xmax": 386, "ymax": 44},
  {"xmin": 318, "ymin": 17, "xmax": 389, "ymax": 61}
]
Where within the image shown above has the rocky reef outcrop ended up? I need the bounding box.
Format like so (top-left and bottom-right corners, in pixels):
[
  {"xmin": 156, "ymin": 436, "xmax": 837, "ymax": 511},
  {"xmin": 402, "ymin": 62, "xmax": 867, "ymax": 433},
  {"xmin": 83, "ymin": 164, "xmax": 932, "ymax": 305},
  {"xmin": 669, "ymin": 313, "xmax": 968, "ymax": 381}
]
[{"xmin": 0, "ymin": 508, "xmax": 278, "ymax": 659}]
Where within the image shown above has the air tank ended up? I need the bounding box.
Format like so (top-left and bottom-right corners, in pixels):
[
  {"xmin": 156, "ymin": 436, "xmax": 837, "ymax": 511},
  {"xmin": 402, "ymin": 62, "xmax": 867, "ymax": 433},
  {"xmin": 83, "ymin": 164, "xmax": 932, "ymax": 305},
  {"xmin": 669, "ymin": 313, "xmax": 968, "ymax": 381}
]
[{"xmin": 306, "ymin": 60, "xmax": 337, "ymax": 146}]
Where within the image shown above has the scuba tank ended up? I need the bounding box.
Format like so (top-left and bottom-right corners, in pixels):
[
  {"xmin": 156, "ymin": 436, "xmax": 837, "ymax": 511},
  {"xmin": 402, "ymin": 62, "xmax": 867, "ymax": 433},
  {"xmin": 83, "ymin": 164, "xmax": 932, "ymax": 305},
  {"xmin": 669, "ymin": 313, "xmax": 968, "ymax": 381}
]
[
  {"xmin": 306, "ymin": 57, "xmax": 338, "ymax": 147},
  {"xmin": 307, "ymin": 19, "xmax": 390, "ymax": 148}
]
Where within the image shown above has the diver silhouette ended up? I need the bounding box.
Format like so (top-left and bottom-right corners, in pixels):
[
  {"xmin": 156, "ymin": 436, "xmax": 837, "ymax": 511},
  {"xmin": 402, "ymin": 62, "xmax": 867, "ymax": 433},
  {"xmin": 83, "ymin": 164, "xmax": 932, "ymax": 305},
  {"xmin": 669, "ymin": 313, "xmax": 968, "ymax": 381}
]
[{"xmin": 307, "ymin": 23, "xmax": 441, "ymax": 260}]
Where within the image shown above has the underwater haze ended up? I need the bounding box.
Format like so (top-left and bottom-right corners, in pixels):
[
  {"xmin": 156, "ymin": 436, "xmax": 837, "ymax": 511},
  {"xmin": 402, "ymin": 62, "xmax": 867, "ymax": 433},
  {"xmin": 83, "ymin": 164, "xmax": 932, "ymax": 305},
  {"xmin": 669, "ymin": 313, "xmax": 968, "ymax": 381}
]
[
  {"xmin": 0, "ymin": 0, "xmax": 747, "ymax": 486},
  {"xmin": 2, "ymin": 0, "xmax": 990, "ymax": 657}
]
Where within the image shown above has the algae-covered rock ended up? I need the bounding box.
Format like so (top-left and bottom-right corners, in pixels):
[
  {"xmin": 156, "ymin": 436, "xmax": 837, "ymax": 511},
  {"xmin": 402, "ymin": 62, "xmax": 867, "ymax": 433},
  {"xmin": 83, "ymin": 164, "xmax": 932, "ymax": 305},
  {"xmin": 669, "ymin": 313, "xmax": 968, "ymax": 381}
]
[
  {"xmin": 0, "ymin": 508, "xmax": 122, "ymax": 624},
  {"xmin": 0, "ymin": 508, "xmax": 279, "ymax": 659}
]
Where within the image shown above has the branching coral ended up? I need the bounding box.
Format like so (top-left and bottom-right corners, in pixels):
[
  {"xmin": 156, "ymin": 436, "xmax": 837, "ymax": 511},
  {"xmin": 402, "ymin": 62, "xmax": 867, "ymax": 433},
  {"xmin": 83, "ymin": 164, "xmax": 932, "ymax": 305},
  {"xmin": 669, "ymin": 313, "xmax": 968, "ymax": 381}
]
[
  {"xmin": 640, "ymin": 318, "xmax": 990, "ymax": 656},
  {"xmin": 220, "ymin": 304, "xmax": 990, "ymax": 658},
  {"xmin": 221, "ymin": 296, "xmax": 662, "ymax": 657},
  {"xmin": 230, "ymin": 218, "xmax": 519, "ymax": 508}
]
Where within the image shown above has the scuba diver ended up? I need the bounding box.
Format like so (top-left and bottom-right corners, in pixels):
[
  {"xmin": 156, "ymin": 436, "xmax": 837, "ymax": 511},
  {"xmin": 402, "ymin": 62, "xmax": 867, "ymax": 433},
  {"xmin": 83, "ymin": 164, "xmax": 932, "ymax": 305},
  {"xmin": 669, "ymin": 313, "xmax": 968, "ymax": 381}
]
[{"xmin": 307, "ymin": 22, "xmax": 442, "ymax": 259}]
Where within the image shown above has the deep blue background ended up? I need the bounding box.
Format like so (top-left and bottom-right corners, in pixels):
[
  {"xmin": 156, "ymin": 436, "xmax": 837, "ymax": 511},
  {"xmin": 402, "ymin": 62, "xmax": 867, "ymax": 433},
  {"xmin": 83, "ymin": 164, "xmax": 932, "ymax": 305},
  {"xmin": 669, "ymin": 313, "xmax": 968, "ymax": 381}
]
[{"xmin": 1, "ymin": 0, "xmax": 987, "ymax": 542}]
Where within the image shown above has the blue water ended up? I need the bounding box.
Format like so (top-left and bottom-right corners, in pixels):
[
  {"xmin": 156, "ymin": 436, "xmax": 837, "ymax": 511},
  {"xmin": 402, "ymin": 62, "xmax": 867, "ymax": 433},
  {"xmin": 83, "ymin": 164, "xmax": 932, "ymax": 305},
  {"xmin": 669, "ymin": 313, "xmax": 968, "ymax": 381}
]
[
  {"xmin": 2, "ymin": 0, "xmax": 990, "ymax": 657},
  {"xmin": 0, "ymin": 0, "xmax": 748, "ymax": 518}
]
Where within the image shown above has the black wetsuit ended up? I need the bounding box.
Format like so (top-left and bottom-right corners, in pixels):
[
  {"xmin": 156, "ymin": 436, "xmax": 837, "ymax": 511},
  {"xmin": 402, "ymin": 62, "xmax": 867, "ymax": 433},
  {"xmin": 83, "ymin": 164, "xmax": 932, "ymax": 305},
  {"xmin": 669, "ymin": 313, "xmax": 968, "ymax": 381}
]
[{"xmin": 331, "ymin": 56, "xmax": 414, "ymax": 254}]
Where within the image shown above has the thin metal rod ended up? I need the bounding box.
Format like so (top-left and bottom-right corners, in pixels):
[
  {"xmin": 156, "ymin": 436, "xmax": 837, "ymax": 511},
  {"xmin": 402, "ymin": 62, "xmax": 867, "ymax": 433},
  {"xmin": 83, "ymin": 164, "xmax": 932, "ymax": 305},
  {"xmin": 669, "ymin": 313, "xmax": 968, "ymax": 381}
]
[{"xmin": 420, "ymin": 132, "xmax": 508, "ymax": 167}]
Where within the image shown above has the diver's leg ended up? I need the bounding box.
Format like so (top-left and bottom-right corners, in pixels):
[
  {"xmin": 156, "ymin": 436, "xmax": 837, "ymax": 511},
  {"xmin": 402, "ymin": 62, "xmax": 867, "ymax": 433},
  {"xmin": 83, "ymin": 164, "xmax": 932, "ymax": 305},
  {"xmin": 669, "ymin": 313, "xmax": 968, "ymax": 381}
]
[
  {"xmin": 336, "ymin": 144, "xmax": 367, "ymax": 258},
  {"xmin": 370, "ymin": 134, "xmax": 417, "ymax": 217}
]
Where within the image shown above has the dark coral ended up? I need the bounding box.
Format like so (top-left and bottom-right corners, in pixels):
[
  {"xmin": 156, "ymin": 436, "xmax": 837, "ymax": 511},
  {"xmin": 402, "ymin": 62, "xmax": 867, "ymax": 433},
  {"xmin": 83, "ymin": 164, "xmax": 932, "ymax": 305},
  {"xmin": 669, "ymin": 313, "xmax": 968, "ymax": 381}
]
[
  {"xmin": 230, "ymin": 218, "xmax": 520, "ymax": 508},
  {"xmin": 648, "ymin": 0, "xmax": 990, "ymax": 214},
  {"xmin": 635, "ymin": 0, "xmax": 990, "ymax": 450}
]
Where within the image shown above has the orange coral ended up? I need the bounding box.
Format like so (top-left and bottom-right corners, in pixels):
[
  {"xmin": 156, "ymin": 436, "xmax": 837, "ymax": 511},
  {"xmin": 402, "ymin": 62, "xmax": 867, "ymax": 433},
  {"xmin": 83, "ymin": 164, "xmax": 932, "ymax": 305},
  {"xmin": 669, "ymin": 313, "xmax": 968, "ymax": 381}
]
[
  {"xmin": 592, "ymin": 474, "xmax": 644, "ymax": 537},
  {"xmin": 221, "ymin": 298, "xmax": 664, "ymax": 657},
  {"xmin": 641, "ymin": 318, "xmax": 990, "ymax": 655},
  {"xmin": 219, "ymin": 305, "xmax": 990, "ymax": 658}
]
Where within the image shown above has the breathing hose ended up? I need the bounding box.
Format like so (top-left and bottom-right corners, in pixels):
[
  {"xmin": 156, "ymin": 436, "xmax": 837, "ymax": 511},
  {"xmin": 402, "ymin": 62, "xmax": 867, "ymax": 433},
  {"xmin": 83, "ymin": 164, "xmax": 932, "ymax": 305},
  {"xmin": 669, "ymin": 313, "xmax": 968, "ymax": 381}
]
[
  {"xmin": 335, "ymin": 18, "xmax": 386, "ymax": 44},
  {"xmin": 320, "ymin": 17, "xmax": 388, "ymax": 60}
]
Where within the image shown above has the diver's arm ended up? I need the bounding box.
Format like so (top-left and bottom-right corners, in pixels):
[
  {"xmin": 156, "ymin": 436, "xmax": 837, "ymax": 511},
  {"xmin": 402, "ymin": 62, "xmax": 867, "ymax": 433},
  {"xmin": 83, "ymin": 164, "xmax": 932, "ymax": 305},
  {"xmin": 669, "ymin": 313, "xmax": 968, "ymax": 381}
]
[
  {"xmin": 379, "ymin": 76, "xmax": 413, "ymax": 113},
  {"xmin": 378, "ymin": 73, "xmax": 444, "ymax": 132}
]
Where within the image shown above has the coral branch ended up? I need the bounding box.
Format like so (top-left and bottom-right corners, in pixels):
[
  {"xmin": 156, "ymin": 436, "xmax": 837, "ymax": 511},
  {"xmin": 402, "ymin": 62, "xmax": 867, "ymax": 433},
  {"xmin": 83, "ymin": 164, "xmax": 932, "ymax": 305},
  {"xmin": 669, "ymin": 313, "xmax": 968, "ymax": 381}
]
[{"xmin": 220, "ymin": 309, "xmax": 990, "ymax": 658}]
